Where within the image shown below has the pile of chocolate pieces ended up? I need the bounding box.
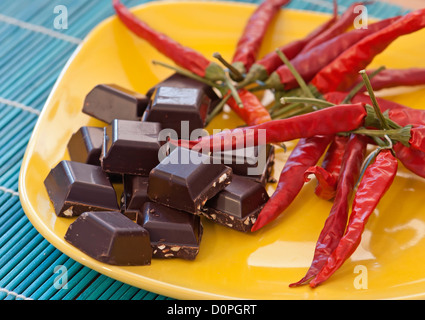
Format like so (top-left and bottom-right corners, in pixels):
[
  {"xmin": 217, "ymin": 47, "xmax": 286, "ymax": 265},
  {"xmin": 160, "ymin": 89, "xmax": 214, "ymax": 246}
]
[{"xmin": 44, "ymin": 73, "xmax": 275, "ymax": 266}]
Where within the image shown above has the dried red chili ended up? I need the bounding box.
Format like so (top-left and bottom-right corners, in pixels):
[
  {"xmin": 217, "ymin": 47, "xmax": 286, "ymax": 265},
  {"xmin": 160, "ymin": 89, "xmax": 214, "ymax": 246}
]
[
  {"xmin": 309, "ymin": 149, "xmax": 398, "ymax": 288},
  {"xmin": 175, "ymin": 103, "xmax": 369, "ymax": 152},
  {"xmin": 305, "ymin": 135, "xmax": 349, "ymax": 200},
  {"xmin": 300, "ymin": 1, "xmax": 368, "ymax": 53},
  {"xmin": 290, "ymin": 134, "xmax": 367, "ymax": 287},
  {"xmin": 239, "ymin": 6, "xmax": 338, "ymax": 86},
  {"xmin": 311, "ymin": 8, "xmax": 425, "ymax": 94},
  {"xmin": 231, "ymin": 0, "xmax": 291, "ymax": 77},
  {"xmin": 112, "ymin": 0, "xmax": 225, "ymax": 81},
  {"xmin": 263, "ymin": 16, "xmax": 399, "ymax": 91},
  {"xmin": 348, "ymin": 67, "xmax": 425, "ymax": 92},
  {"xmin": 251, "ymin": 135, "xmax": 333, "ymax": 232},
  {"xmin": 324, "ymin": 92, "xmax": 425, "ymax": 127},
  {"xmin": 226, "ymin": 89, "xmax": 271, "ymax": 125}
]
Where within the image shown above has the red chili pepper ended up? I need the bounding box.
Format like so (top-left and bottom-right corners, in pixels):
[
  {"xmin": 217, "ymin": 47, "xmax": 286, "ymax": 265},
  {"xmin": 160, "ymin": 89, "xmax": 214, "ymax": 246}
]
[
  {"xmin": 240, "ymin": 5, "xmax": 338, "ymax": 86},
  {"xmin": 393, "ymin": 142, "xmax": 425, "ymax": 179},
  {"xmin": 300, "ymin": 2, "xmax": 369, "ymax": 54},
  {"xmin": 348, "ymin": 67, "xmax": 425, "ymax": 92},
  {"xmin": 175, "ymin": 103, "xmax": 368, "ymax": 152},
  {"xmin": 227, "ymin": 89, "xmax": 272, "ymax": 125},
  {"xmin": 251, "ymin": 135, "xmax": 334, "ymax": 232},
  {"xmin": 265, "ymin": 16, "xmax": 399, "ymax": 91},
  {"xmin": 290, "ymin": 134, "xmax": 367, "ymax": 287},
  {"xmin": 309, "ymin": 149, "xmax": 398, "ymax": 288},
  {"xmin": 112, "ymin": 0, "xmax": 224, "ymax": 81},
  {"xmin": 311, "ymin": 8, "xmax": 425, "ymax": 94},
  {"xmin": 324, "ymin": 92, "xmax": 425, "ymax": 127},
  {"xmin": 231, "ymin": 0, "xmax": 291, "ymax": 76},
  {"xmin": 304, "ymin": 135, "xmax": 349, "ymax": 200}
]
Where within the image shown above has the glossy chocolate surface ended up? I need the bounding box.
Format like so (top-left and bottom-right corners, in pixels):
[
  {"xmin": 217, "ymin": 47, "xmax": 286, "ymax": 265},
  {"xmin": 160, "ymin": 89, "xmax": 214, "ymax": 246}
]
[
  {"xmin": 44, "ymin": 160, "xmax": 119, "ymax": 217},
  {"xmin": 82, "ymin": 84, "xmax": 149, "ymax": 123},
  {"xmin": 144, "ymin": 86, "xmax": 211, "ymax": 137},
  {"xmin": 65, "ymin": 211, "xmax": 152, "ymax": 265},
  {"xmin": 101, "ymin": 119, "xmax": 165, "ymax": 176},
  {"xmin": 211, "ymin": 144, "xmax": 275, "ymax": 185},
  {"xmin": 147, "ymin": 147, "xmax": 232, "ymax": 213},
  {"xmin": 67, "ymin": 126, "xmax": 103, "ymax": 166},
  {"xmin": 120, "ymin": 175, "xmax": 149, "ymax": 220},
  {"xmin": 201, "ymin": 175, "xmax": 269, "ymax": 232},
  {"xmin": 137, "ymin": 202, "xmax": 202, "ymax": 260}
]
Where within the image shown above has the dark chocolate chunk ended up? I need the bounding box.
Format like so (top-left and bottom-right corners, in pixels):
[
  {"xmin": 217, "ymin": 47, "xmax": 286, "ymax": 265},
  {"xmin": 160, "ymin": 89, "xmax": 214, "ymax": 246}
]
[
  {"xmin": 146, "ymin": 73, "xmax": 220, "ymax": 112},
  {"xmin": 101, "ymin": 119, "xmax": 166, "ymax": 176},
  {"xmin": 137, "ymin": 202, "xmax": 202, "ymax": 260},
  {"xmin": 82, "ymin": 84, "xmax": 149, "ymax": 123},
  {"xmin": 67, "ymin": 126, "xmax": 103, "ymax": 166},
  {"xmin": 200, "ymin": 175, "xmax": 269, "ymax": 232},
  {"xmin": 211, "ymin": 144, "xmax": 275, "ymax": 186},
  {"xmin": 120, "ymin": 175, "xmax": 149, "ymax": 220},
  {"xmin": 143, "ymin": 86, "xmax": 211, "ymax": 138},
  {"xmin": 65, "ymin": 211, "xmax": 152, "ymax": 266},
  {"xmin": 44, "ymin": 160, "xmax": 119, "ymax": 217},
  {"xmin": 147, "ymin": 147, "xmax": 232, "ymax": 213}
]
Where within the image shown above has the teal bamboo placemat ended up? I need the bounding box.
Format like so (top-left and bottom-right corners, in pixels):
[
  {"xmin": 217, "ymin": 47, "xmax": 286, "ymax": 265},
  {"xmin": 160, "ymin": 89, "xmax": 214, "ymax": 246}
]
[{"xmin": 0, "ymin": 0, "xmax": 407, "ymax": 300}]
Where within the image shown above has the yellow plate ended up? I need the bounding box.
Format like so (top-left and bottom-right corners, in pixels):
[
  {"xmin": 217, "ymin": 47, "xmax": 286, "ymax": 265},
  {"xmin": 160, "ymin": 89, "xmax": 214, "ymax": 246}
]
[{"xmin": 19, "ymin": 1, "xmax": 425, "ymax": 299}]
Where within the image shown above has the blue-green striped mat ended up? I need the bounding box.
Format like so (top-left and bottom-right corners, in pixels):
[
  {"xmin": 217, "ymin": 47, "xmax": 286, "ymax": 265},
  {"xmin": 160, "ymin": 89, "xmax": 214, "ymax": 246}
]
[{"xmin": 0, "ymin": 0, "xmax": 408, "ymax": 300}]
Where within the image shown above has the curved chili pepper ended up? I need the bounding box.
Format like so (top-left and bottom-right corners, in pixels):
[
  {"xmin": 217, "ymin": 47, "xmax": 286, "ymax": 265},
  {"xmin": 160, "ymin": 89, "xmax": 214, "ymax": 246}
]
[
  {"xmin": 324, "ymin": 92, "xmax": 425, "ymax": 127},
  {"xmin": 348, "ymin": 67, "xmax": 425, "ymax": 92},
  {"xmin": 251, "ymin": 135, "xmax": 333, "ymax": 232},
  {"xmin": 311, "ymin": 8, "xmax": 425, "ymax": 93},
  {"xmin": 231, "ymin": 0, "xmax": 291, "ymax": 77},
  {"xmin": 393, "ymin": 142, "xmax": 425, "ymax": 179},
  {"xmin": 227, "ymin": 89, "xmax": 271, "ymax": 125},
  {"xmin": 309, "ymin": 149, "xmax": 398, "ymax": 288},
  {"xmin": 300, "ymin": 1, "xmax": 369, "ymax": 54},
  {"xmin": 305, "ymin": 135, "xmax": 349, "ymax": 200},
  {"xmin": 409, "ymin": 126, "xmax": 425, "ymax": 153},
  {"xmin": 240, "ymin": 5, "xmax": 338, "ymax": 86},
  {"xmin": 112, "ymin": 0, "xmax": 224, "ymax": 81},
  {"xmin": 175, "ymin": 103, "xmax": 369, "ymax": 152},
  {"xmin": 290, "ymin": 134, "xmax": 367, "ymax": 287},
  {"xmin": 265, "ymin": 16, "xmax": 399, "ymax": 91}
]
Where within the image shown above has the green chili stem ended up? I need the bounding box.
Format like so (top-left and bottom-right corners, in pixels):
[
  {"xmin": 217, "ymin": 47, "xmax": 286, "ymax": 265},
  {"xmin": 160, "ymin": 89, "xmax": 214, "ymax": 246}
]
[
  {"xmin": 280, "ymin": 97, "xmax": 335, "ymax": 108},
  {"xmin": 224, "ymin": 75, "xmax": 243, "ymax": 108},
  {"xmin": 271, "ymin": 102, "xmax": 303, "ymax": 119},
  {"xmin": 343, "ymin": 66, "xmax": 386, "ymax": 103},
  {"xmin": 359, "ymin": 70, "xmax": 390, "ymax": 130},
  {"xmin": 351, "ymin": 125, "xmax": 412, "ymax": 146},
  {"xmin": 152, "ymin": 60, "xmax": 221, "ymax": 90},
  {"xmin": 275, "ymin": 49, "xmax": 315, "ymax": 98},
  {"xmin": 213, "ymin": 52, "xmax": 244, "ymax": 82}
]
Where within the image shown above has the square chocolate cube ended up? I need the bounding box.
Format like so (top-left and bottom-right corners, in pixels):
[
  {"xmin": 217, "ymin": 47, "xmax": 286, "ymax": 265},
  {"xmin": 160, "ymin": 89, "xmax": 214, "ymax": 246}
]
[
  {"xmin": 67, "ymin": 126, "xmax": 104, "ymax": 166},
  {"xmin": 200, "ymin": 175, "xmax": 269, "ymax": 232},
  {"xmin": 147, "ymin": 147, "xmax": 232, "ymax": 213},
  {"xmin": 65, "ymin": 211, "xmax": 152, "ymax": 266},
  {"xmin": 82, "ymin": 84, "xmax": 149, "ymax": 123},
  {"xmin": 137, "ymin": 202, "xmax": 202, "ymax": 260},
  {"xmin": 101, "ymin": 119, "xmax": 165, "ymax": 176},
  {"xmin": 143, "ymin": 86, "xmax": 211, "ymax": 138},
  {"xmin": 44, "ymin": 160, "xmax": 119, "ymax": 217}
]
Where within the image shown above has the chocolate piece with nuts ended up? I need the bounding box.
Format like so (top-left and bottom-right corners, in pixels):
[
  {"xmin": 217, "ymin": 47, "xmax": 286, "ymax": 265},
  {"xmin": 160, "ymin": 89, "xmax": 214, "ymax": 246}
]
[
  {"xmin": 44, "ymin": 160, "xmax": 119, "ymax": 217},
  {"xmin": 137, "ymin": 202, "xmax": 203, "ymax": 260},
  {"xmin": 199, "ymin": 175, "xmax": 269, "ymax": 232}
]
